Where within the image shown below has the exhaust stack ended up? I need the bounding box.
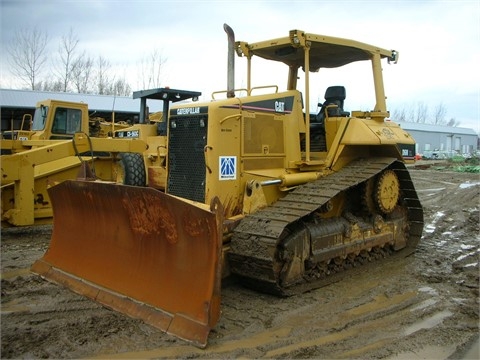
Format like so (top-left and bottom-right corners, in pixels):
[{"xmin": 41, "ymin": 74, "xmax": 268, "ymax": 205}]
[{"xmin": 224, "ymin": 23, "xmax": 235, "ymax": 98}]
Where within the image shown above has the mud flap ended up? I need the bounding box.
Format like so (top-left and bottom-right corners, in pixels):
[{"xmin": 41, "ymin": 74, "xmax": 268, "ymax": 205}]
[{"xmin": 31, "ymin": 180, "xmax": 223, "ymax": 348}]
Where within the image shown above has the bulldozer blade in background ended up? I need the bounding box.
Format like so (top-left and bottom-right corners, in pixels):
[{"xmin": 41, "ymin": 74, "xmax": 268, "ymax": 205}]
[{"xmin": 31, "ymin": 180, "xmax": 223, "ymax": 348}]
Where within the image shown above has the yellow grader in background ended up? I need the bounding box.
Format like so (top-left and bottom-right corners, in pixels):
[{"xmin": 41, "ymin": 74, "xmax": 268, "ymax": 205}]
[
  {"xmin": 32, "ymin": 25, "xmax": 424, "ymax": 348},
  {"xmin": 1, "ymin": 99, "xmax": 130, "ymax": 150},
  {"xmin": 1, "ymin": 89, "xmax": 200, "ymax": 226}
]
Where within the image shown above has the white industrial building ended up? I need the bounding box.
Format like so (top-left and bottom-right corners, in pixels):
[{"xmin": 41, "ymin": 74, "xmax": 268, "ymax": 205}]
[{"xmin": 396, "ymin": 121, "xmax": 478, "ymax": 159}]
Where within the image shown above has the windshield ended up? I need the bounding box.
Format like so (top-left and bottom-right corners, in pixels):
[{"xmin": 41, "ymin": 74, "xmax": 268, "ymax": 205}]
[{"xmin": 31, "ymin": 105, "xmax": 48, "ymax": 131}]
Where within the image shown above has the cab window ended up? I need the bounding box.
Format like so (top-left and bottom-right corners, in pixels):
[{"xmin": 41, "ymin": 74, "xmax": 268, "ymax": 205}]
[{"xmin": 52, "ymin": 108, "xmax": 82, "ymax": 134}]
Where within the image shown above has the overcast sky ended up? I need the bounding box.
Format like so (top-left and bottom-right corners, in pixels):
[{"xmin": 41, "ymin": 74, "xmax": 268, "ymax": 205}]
[{"xmin": 1, "ymin": 0, "xmax": 479, "ymax": 131}]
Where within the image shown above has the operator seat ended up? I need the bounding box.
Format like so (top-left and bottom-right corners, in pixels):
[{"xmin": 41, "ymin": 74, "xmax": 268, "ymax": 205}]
[
  {"xmin": 316, "ymin": 85, "xmax": 350, "ymax": 122},
  {"xmin": 306, "ymin": 86, "xmax": 349, "ymax": 152}
]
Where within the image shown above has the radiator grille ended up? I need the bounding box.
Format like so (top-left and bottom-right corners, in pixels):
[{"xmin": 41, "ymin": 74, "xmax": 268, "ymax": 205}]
[{"xmin": 167, "ymin": 116, "xmax": 207, "ymax": 203}]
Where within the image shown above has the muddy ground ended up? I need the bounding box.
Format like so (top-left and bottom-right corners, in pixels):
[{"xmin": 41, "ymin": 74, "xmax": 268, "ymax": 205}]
[{"xmin": 1, "ymin": 164, "xmax": 479, "ymax": 359}]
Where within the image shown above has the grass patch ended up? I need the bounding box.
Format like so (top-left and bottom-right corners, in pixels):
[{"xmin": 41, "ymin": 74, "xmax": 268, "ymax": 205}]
[{"xmin": 453, "ymin": 165, "xmax": 480, "ymax": 173}]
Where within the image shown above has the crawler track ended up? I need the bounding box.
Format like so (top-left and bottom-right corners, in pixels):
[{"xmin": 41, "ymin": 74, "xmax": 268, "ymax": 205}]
[{"xmin": 228, "ymin": 157, "xmax": 424, "ymax": 296}]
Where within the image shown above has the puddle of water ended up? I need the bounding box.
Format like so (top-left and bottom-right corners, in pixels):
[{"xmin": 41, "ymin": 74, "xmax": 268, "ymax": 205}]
[
  {"xmin": 344, "ymin": 292, "xmax": 417, "ymax": 318},
  {"xmin": 410, "ymin": 287, "xmax": 439, "ymax": 312},
  {"xmin": 418, "ymin": 286, "xmax": 438, "ymax": 296},
  {"xmin": 336, "ymin": 337, "xmax": 392, "ymax": 359},
  {"xmin": 92, "ymin": 326, "xmax": 293, "ymax": 359},
  {"xmin": 456, "ymin": 251, "xmax": 477, "ymax": 261},
  {"xmin": 410, "ymin": 298, "xmax": 438, "ymax": 312},
  {"xmin": 388, "ymin": 344, "xmax": 457, "ymax": 359},
  {"xmin": 404, "ymin": 310, "xmax": 453, "ymax": 336},
  {"xmin": 416, "ymin": 187, "xmax": 446, "ymax": 192},
  {"xmin": 459, "ymin": 182, "xmax": 480, "ymax": 189},
  {"xmin": 1, "ymin": 299, "xmax": 30, "ymax": 314},
  {"xmin": 462, "ymin": 337, "xmax": 479, "ymax": 360},
  {"xmin": 0, "ymin": 268, "xmax": 31, "ymax": 280},
  {"xmin": 264, "ymin": 327, "xmax": 359, "ymax": 358}
]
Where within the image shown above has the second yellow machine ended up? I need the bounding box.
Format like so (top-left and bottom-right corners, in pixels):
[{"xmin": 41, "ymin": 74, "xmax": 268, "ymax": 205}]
[{"xmin": 33, "ymin": 26, "xmax": 424, "ymax": 348}]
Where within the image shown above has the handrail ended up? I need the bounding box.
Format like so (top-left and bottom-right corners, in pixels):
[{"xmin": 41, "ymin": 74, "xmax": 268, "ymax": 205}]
[
  {"xmin": 211, "ymin": 88, "xmax": 248, "ymax": 100},
  {"xmin": 249, "ymin": 85, "xmax": 278, "ymax": 95}
]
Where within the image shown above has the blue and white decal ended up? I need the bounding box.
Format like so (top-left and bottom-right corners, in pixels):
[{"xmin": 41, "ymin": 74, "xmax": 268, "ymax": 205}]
[{"xmin": 219, "ymin": 156, "xmax": 236, "ymax": 180}]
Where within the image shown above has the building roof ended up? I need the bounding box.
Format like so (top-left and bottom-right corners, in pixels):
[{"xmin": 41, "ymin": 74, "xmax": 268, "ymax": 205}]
[
  {"xmin": 0, "ymin": 88, "xmax": 163, "ymax": 113},
  {"xmin": 395, "ymin": 121, "xmax": 477, "ymax": 136}
]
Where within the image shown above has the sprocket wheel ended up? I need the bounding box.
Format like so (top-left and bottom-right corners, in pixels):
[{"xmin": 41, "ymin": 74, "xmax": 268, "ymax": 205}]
[{"xmin": 374, "ymin": 169, "xmax": 400, "ymax": 214}]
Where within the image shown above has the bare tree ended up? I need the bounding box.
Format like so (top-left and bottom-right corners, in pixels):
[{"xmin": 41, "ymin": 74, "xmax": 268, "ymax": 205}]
[
  {"xmin": 391, "ymin": 104, "xmax": 417, "ymax": 123},
  {"xmin": 432, "ymin": 102, "xmax": 448, "ymax": 125},
  {"xmin": 5, "ymin": 26, "xmax": 134, "ymax": 95},
  {"xmin": 108, "ymin": 78, "xmax": 132, "ymax": 96},
  {"xmin": 56, "ymin": 28, "xmax": 80, "ymax": 92},
  {"xmin": 446, "ymin": 118, "xmax": 460, "ymax": 127},
  {"xmin": 137, "ymin": 48, "xmax": 167, "ymax": 89},
  {"xmin": 404, "ymin": 106, "xmax": 415, "ymax": 123},
  {"xmin": 391, "ymin": 102, "xmax": 461, "ymax": 127},
  {"xmin": 38, "ymin": 79, "xmax": 63, "ymax": 92},
  {"xmin": 415, "ymin": 102, "xmax": 429, "ymax": 124},
  {"xmin": 7, "ymin": 26, "xmax": 49, "ymax": 90},
  {"xmin": 95, "ymin": 56, "xmax": 111, "ymax": 94},
  {"xmin": 392, "ymin": 107, "xmax": 406, "ymax": 122},
  {"xmin": 71, "ymin": 53, "xmax": 94, "ymax": 93}
]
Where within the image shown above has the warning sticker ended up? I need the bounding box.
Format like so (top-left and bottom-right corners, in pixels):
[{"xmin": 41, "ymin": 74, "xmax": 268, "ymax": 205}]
[{"xmin": 219, "ymin": 156, "xmax": 236, "ymax": 180}]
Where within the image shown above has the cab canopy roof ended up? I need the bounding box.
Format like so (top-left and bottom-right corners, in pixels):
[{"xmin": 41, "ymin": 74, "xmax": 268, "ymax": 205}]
[{"xmin": 237, "ymin": 30, "xmax": 397, "ymax": 71}]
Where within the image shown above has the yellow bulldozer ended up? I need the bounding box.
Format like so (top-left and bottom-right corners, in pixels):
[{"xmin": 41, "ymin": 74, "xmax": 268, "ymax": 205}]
[
  {"xmin": 32, "ymin": 26, "xmax": 424, "ymax": 348},
  {"xmin": 1, "ymin": 89, "xmax": 200, "ymax": 226}
]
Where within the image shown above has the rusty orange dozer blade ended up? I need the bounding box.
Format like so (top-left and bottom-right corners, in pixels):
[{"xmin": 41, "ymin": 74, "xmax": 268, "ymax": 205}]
[{"xmin": 31, "ymin": 180, "xmax": 223, "ymax": 348}]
